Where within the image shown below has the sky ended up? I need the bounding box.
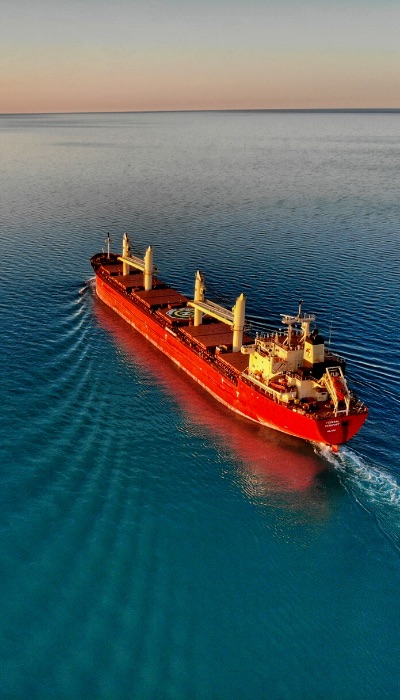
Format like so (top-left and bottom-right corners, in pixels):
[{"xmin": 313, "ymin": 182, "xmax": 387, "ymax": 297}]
[{"xmin": 1, "ymin": 0, "xmax": 399, "ymax": 113}]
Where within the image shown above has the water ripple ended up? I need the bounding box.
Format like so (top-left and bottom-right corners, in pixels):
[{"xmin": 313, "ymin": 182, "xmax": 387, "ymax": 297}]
[{"xmin": 1, "ymin": 111, "xmax": 400, "ymax": 700}]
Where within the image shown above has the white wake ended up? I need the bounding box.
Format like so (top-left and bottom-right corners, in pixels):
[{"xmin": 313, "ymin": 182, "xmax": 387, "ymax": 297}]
[{"xmin": 316, "ymin": 444, "xmax": 400, "ymax": 549}]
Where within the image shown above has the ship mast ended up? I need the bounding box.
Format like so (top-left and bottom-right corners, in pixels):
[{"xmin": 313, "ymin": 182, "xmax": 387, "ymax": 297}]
[
  {"xmin": 105, "ymin": 232, "xmax": 111, "ymax": 259},
  {"xmin": 189, "ymin": 281, "xmax": 247, "ymax": 352},
  {"xmin": 194, "ymin": 270, "xmax": 205, "ymax": 326},
  {"xmin": 281, "ymin": 300, "xmax": 316, "ymax": 344},
  {"xmin": 144, "ymin": 246, "xmax": 153, "ymax": 291},
  {"xmin": 232, "ymin": 293, "xmax": 246, "ymax": 352},
  {"xmin": 122, "ymin": 233, "xmax": 131, "ymax": 275},
  {"xmin": 118, "ymin": 235, "xmax": 156, "ymax": 286}
]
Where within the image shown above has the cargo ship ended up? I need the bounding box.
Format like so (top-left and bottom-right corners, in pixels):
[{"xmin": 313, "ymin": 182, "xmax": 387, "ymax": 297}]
[{"xmin": 91, "ymin": 233, "xmax": 368, "ymax": 449}]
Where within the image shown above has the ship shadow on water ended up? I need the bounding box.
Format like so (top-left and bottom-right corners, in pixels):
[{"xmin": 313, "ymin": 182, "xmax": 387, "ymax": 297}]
[{"xmin": 90, "ymin": 289, "xmax": 342, "ymax": 518}]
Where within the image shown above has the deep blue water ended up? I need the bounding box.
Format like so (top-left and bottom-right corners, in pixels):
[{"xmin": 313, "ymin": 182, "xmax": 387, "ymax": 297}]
[{"xmin": 1, "ymin": 111, "xmax": 400, "ymax": 699}]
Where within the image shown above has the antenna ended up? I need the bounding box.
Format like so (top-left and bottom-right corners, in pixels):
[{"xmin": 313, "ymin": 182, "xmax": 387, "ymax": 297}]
[
  {"xmin": 298, "ymin": 299, "xmax": 303, "ymax": 317},
  {"xmin": 328, "ymin": 318, "xmax": 333, "ymax": 348},
  {"xmin": 105, "ymin": 232, "xmax": 112, "ymax": 259}
]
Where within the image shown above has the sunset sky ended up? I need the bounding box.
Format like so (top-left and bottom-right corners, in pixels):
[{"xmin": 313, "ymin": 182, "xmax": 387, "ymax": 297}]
[{"xmin": 1, "ymin": 0, "xmax": 399, "ymax": 113}]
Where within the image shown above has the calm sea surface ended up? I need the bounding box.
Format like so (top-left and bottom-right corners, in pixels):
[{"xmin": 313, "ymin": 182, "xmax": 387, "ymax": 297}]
[{"xmin": 1, "ymin": 112, "xmax": 400, "ymax": 699}]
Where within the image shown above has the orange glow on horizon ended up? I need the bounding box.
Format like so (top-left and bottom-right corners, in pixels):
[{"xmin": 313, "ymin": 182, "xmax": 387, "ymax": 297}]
[
  {"xmin": 1, "ymin": 1, "xmax": 400, "ymax": 114},
  {"xmin": 2, "ymin": 52, "xmax": 399, "ymax": 114}
]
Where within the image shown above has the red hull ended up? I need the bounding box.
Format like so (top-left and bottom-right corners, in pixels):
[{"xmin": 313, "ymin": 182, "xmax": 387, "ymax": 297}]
[{"xmin": 94, "ymin": 273, "xmax": 367, "ymax": 446}]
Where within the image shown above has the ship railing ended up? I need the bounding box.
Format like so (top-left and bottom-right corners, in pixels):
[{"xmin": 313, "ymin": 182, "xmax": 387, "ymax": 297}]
[
  {"xmin": 325, "ymin": 350, "xmax": 345, "ymax": 364},
  {"xmin": 241, "ymin": 373, "xmax": 313, "ymax": 413},
  {"xmin": 241, "ymin": 369, "xmax": 285, "ymax": 402},
  {"xmin": 173, "ymin": 328, "xmax": 239, "ymax": 385},
  {"xmin": 96, "ymin": 268, "xmax": 240, "ymax": 387},
  {"xmin": 241, "ymin": 371, "xmax": 326, "ymax": 419},
  {"xmin": 98, "ymin": 267, "xmax": 155, "ymax": 316}
]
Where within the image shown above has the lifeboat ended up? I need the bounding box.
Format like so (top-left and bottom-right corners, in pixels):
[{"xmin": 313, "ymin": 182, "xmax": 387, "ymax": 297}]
[{"xmin": 333, "ymin": 376, "xmax": 346, "ymax": 401}]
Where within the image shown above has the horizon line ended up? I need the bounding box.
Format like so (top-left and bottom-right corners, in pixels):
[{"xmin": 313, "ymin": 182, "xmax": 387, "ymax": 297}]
[{"xmin": 1, "ymin": 108, "xmax": 400, "ymax": 117}]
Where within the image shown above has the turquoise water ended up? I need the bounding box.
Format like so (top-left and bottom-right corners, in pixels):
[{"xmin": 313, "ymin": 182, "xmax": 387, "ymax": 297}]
[{"xmin": 1, "ymin": 112, "xmax": 400, "ymax": 699}]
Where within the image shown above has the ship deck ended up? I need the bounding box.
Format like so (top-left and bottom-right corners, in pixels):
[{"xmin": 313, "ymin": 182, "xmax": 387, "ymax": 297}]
[
  {"xmin": 94, "ymin": 255, "xmax": 362, "ymax": 412},
  {"xmin": 182, "ymin": 322, "xmax": 253, "ymax": 354},
  {"xmin": 134, "ymin": 287, "xmax": 189, "ymax": 309},
  {"xmin": 216, "ymin": 352, "xmax": 250, "ymax": 374},
  {"xmin": 110, "ymin": 271, "xmax": 166, "ymax": 290},
  {"xmin": 96, "ymin": 256, "xmax": 254, "ymax": 367},
  {"xmin": 91, "ymin": 252, "xmax": 368, "ymax": 440}
]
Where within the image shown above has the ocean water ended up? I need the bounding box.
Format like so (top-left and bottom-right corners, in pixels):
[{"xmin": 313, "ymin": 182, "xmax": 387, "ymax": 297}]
[{"xmin": 1, "ymin": 111, "xmax": 400, "ymax": 699}]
